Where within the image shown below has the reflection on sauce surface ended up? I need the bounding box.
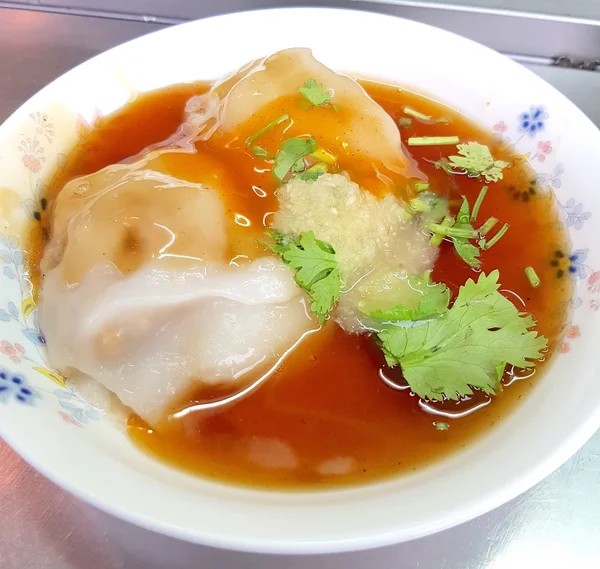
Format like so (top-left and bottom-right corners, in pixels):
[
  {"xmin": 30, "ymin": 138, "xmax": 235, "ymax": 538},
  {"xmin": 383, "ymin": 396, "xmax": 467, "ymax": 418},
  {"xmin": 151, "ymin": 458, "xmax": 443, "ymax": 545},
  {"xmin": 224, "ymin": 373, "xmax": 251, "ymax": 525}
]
[{"xmin": 31, "ymin": 81, "xmax": 571, "ymax": 489}]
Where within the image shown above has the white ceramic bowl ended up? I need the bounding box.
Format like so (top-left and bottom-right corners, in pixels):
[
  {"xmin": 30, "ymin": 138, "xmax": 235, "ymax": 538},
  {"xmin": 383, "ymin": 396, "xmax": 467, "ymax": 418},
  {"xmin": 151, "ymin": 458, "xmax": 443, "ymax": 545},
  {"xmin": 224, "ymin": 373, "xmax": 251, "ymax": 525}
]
[{"xmin": 0, "ymin": 7, "xmax": 599, "ymax": 555}]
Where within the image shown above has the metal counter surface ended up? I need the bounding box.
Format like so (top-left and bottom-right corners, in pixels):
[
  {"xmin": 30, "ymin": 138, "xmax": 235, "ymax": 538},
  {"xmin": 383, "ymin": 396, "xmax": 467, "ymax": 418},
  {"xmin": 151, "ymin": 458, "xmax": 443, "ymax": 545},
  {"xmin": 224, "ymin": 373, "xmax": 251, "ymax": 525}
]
[{"xmin": 1, "ymin": 7, "xmax": 599, "ymax": 569}]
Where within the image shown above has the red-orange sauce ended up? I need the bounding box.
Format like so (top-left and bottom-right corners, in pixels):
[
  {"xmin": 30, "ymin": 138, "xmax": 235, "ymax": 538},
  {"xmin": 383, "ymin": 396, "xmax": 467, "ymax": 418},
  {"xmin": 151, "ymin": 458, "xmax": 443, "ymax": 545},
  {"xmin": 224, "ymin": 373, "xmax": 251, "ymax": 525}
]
[{"xmin": 29, "ymin": 81, "xmax": 571, "ymax": 489}]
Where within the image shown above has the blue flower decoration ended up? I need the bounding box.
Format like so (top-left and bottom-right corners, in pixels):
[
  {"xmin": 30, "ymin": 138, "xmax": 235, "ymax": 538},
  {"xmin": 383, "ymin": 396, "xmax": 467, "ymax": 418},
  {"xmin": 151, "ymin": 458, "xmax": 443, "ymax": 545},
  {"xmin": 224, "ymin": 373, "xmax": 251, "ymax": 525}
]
[
  {"xmin": 0, "ymin": 368, "xmax": 41, "ymax": 405},
  {"xmin": 568, "ymin": 249, "xmax": 588, "ymax": 278},
  {"xmin": 518, "ymin": 106, "xmax": 548, "ymax": 138}
]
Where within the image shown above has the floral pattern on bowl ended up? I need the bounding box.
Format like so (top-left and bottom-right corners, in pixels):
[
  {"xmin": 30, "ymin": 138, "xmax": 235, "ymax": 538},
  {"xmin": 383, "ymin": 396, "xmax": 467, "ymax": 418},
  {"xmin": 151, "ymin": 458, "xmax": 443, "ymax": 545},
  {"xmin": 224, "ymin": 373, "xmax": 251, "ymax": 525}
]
[{"xmin": 0, "ymin": 109, "xmax": 103, "ymax": 427}]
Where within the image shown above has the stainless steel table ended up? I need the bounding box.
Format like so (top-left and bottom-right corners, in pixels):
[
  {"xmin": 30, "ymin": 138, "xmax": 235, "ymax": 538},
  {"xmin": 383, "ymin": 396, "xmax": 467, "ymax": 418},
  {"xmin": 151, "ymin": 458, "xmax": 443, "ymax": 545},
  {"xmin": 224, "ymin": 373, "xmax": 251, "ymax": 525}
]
[{"xmin": 1, "ymin": 6, "xmax": 600, "ymax": 569}]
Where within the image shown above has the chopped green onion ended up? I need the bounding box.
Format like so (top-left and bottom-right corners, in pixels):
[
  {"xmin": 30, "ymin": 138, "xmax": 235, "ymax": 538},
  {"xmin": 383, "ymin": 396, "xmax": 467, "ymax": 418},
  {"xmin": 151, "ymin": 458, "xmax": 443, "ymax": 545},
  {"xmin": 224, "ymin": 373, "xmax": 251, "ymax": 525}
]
[
  {"xmin": 245, "ymin": 113, "xmax": 289, "ymax": 146},
  {"xmin": 524, "ymin": 266, "xmax": 541, "ymax": 288},
  {"xmin": 402, "ymin": 107, "xmax": 448, "ymax": 124},
  {"xmin": 471, "ymin": 186, "xmax": 488, "ymax": 222},
  {"xmin": 398, "ymin": 117, "xmax": 413, "ymax": 128},
  {"xmin": 428, "ymin": 221, "xmax": 477, "ymax": 239},
  {"xmin": 430, "ymin": 217, "xmax": 454, "ymax": 246},
  {"xmin": 408, "ymin": 136, "xmax": 460, "ymax": 147},
  {"xmin": 250, "ymin": 146, "xmax": 269, "ymax": 158},
  {"xmin": 403, "ymin": 107, "xmax": 431, "ymax": 121},
  {"xmin": 332, "ymin": 104, "xmax": 340, "ymax": 112},
  {"xmin": 478, "ymin": 238, "xmax": 487, "ymax": 249},
  {"xmin": 479, "ymin": 216, "xmax": 498, "ymax": 236},
  {"xmin": 484, "ymin": 223, "xmax": 509, "ymax": 249},
  {"xmin": 434, "ymin": 421, "xmax": 450, "ymax": 431},
  {"xmin": 414, "ymin": 182, "xmax": 430, "ymax": 193}
]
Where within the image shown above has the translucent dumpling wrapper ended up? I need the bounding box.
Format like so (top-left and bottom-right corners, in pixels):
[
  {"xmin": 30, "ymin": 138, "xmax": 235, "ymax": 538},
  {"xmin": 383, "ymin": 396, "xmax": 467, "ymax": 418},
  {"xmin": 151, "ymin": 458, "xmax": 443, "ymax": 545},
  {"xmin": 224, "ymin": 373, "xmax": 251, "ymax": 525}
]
[
  {"xmin": 184, "ymin": 48, "xmax": 418, "ymax": 193},
  {"xmin": 42, "ymin": 150, "xmax": 229, "ymax": 285},
  {"xmin": 41, "ymin": 259, "xmax": 313, "ymax": 425},
  {"xmin": 40, "ymin": 155, "xmax": 316, "ymax": 425}
]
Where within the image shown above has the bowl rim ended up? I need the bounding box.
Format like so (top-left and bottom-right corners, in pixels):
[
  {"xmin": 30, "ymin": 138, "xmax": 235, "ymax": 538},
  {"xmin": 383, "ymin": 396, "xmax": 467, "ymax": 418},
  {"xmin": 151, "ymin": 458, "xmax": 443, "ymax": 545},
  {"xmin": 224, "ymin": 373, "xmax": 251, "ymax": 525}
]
[{"xmin": 2, "ymin": 5, "xmax": 600, "ymax": 555}]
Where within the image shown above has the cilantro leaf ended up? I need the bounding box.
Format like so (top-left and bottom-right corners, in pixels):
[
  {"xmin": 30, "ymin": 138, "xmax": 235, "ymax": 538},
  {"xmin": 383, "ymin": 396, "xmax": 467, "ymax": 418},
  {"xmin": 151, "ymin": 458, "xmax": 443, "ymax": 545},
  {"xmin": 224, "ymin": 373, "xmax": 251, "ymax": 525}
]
[
  {"xmin": 273, "ymin": 137, "xmax": 317, "ymax": 181},
  {"xmin": 435, "ymin": 142, "xmax": 509, "ymax": 183},
  {"xmin": 451, "ymin": 197, "xmax": 481, "ymax": 268},
  {"xmin": 299, "ymin": 78, "xmax": 332, "ymax": 107},
  {"xmin": 455, "ymin": 195, "xmax": 471, "ymax": 225},
  {"xmin": 264, "ymin": 230, "xmax": 295, "ymax": 256},
  {"xmin": 452, "ymin": 239, "xmax": 481, "ymax": 267},
  {"xmin": 376, "ymin": 270, "xmax": 547, "ymax": 401},
  {"xmin": 370, "ymin": 273, "xmax": 450, "ymax": 322},
  {"xmin": 266, "ymin": 230, "xmax": 340, "ymax": 323},
  {"xmin": 427, "ymin": 197, "xmax": 481, "ymax": 268},
  {"xmin": 308, "ymin": 269, "xmax": 341, "ymax": 319},
  {"xmin": 296, "ymin": 163, "xmax": 328, "ymax": 182}
]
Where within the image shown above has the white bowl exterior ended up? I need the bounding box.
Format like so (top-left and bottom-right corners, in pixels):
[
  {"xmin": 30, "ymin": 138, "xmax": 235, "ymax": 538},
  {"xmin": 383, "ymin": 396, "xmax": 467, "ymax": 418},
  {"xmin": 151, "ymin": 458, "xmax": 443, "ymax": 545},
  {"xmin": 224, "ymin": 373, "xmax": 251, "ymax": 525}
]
[{"xmin": 0, "ymin": 7, "xmax": 599, "ymax": 554}]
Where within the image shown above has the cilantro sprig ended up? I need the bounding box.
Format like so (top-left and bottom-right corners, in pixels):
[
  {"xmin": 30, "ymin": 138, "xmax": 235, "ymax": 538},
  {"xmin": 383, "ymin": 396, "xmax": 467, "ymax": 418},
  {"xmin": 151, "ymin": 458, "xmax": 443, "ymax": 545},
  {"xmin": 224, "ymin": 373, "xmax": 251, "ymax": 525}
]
[
  {"xmin": 273, "ymin": 137, "xmax": 317, "ymax": 181},
  {"xmin": 266, "ymin": 230, "xmax": 341, "ymax": 323},
  {"xmin": 426, "ymin": 187, "xmax": 509, "ymax": 268},
  {"xmin": 450, "ymin": 197, "xmax": 482, "ymax": 268},
  {"xmin": 375, "ymin": 270, "xmax": 547, "ymax": 401},
  {"xmin": 426, "ymin": 200, "xmax": 481, "ymax": 268},
  {"xmin": 299, "ymin": 78, "xmax": 331, "ymax": 106},
  {"xmin": 369, "ymin": 273, "xmax": 450, "ymax": 322},
  {"xmin": 435, "ymin": 142, "xmax": 509, "ymax": 183}
]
